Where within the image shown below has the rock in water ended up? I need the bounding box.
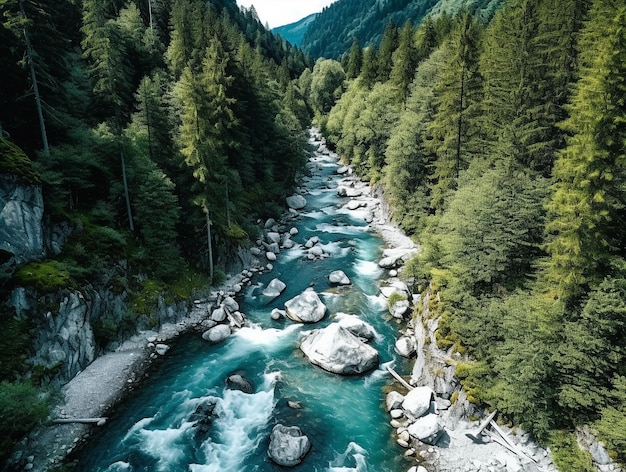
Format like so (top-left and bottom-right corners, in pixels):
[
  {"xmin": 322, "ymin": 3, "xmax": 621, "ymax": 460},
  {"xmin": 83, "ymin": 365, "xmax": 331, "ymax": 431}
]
[
  {"xmin": 284, "ymin": 289, "xmax": 327, "ymax": 323},
  {"xmin": 335, "ymin": 313, "xmax": 376, "ymax": 341},
  {"xmin": 328, "ymin": 270, "xmax": 351, "ymax": 286},
  {"xmin": 201, "ymin": 324, "xmax": 231, "ymax": 344},
  {"xmin": 226, "ymin": 374, "xmax": 254, "ymax": 394},
  {"xmin": 300, "ymin": 323, "xmax": 379, "ymax": 375},
  {"xmin": 395, "ymin": 335, "xmax": 417, "ymax": 358},
  {"xmin": 286, "ymin": 195, "xmax": 307, "ymax": 210},
  {"xmin": 267, "ymin": 424, "xmax": 311, "ymax": 466},
  {"xmin": 262, "ymin": 278, "xmax": 286, "ymax": 301}
]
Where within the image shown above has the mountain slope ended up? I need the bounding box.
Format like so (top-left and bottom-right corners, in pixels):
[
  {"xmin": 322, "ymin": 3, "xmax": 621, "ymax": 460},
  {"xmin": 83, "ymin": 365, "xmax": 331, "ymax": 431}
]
[
  {"xmin": 273, "ymin": 13, "xmax": 318, "ymax": 46},
  {"xmin": 300, "ymin": 0, "xmax": 505, "ymax": 59}
]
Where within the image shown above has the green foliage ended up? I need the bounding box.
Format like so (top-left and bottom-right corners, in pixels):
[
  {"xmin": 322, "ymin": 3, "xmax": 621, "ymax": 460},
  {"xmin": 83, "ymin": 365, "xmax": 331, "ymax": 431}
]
[
  {"xmin": 0, "ymin": 311, "xmax": 31, "ymax": 379},
  {"xmin": 595, "ymin": 376, "xmax": 626, "ymax": 465},
  {"xmin": 13, "ymin": 261, "xmax": 74, "ymax": 293},
  {"xmin": 0, "ymin": 380, "xmax": 50, "ymax": 462},
  {"xmin": 0, "ymin": 138, "xmax": 40, "ymax": 184},
  {"xmin": 387, "ymin": 292, "xmax": 407, "ymax": 309},
  {"xmin": 310, "ymin": 58, "xmax": 346, "ymax": 115},
  {"xmin": 549, "ymin": 430, "xmax": 595, "ymax": 472}
]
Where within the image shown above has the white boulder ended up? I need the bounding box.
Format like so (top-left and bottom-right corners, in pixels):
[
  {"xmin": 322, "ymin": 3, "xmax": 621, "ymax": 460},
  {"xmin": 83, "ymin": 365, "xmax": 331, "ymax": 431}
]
[
  {"xmin": 402, "ymin": 386, "xmax": 434, "ymax": 419},
  {"xmin": 267, "ymin": 424, "xmax": 311, "ymax": 467},
  {"xmin": 328, "ymin": 270, "xmax": 351, "ymax": 286},
  {"xmin": 202, "ymin": 324, "xmax": 231, "ymax": 344},
  {"xmin": 336, "ymin": 313, "xmax": 376, "ymax": 341},
  {"xmin": 300, "ymin": 323, "xmax": 379, "ymax": 375},
  {"xmin": 284, "ymin": 289, "xmax": 327, "ymax": 323},
  {"xmin": 262, "ymin": 278, "xmax": 287, "ymax": 300},
  {"xmin": 286, "ymin": 195, "xmax": 307, "ymax": 210},
  {"xmin": 407, "ymin": 414, "xmax": 444, "ymax": 445},
  {"xmin": 395, "ymin": 335, "xmax": 417, "ymax": 358}
]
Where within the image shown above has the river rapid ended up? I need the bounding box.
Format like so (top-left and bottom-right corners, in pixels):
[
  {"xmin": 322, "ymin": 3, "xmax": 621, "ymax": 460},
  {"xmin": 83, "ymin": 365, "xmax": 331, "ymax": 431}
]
[{"xmin": 72, "ymin": 132, "xmax": 412, "ymax": 472}]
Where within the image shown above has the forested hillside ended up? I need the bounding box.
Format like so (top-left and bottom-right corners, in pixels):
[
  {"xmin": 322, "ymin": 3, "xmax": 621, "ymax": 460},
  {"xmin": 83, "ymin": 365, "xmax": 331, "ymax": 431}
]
[
  {"xmin": 0, "ymin": 0, "xmax": 312, "ymax": 459},
  {"xmin": 272, "ymin": 13, "xmax": 318, "ymax": 47},
  {"xmin": 318, "ymin": 0, "xmax": 626, "ymax": 468},
  {"xmin": 299, "ymin": 0, "xmax": 504, "ymax": 59}
]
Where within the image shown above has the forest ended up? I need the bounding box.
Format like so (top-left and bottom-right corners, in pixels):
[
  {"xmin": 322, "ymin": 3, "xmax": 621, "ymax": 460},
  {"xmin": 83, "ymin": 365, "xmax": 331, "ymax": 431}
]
[
  {"xmin": 318, "ymin": 0, "xmax": 626, "ymax": 468},
  {"xmin": 0, "ymin": 0, "xmax": 316, "ymax": 460}
]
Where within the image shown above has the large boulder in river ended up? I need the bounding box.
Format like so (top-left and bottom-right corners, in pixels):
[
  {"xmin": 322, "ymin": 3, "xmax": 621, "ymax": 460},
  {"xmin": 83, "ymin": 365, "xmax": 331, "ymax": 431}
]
[
  {"xmin": 286, "ymin": 195, "xmax": 307, "ymax": 210},
  {"xmin": 284, "ymin": 289, "xmax": 326, "ymax": 323},
  {"xmin": 202, "ymin": 324, "xmax": 231, "ymax": 344},
  {"xmin": 262, "ymin": 278, "xmax": 286, "ymax": 301},
  {"xmin": 300, "ymin": 323, "xmax": 379, "ymax": 375},
  {"xmin": 335, "ymin": 313, "xmax": 376, "ymax": 341},
  {"xmin": 395, "ymin": 335, "xmax": 417, "ymax": 358},
  {"xmin": 267, "ymin": 424, "xmax": 311, "ymax": 467},
  {"xmin": 328, "ymin": 270, "xmax": 351, "ymax": 286}
]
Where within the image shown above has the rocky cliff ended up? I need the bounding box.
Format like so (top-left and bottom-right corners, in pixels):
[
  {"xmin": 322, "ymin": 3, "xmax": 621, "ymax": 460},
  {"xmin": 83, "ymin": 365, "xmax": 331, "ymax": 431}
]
[{"xmin": 0, "ymin": 174, "xmax": 44, "ymax": 266}]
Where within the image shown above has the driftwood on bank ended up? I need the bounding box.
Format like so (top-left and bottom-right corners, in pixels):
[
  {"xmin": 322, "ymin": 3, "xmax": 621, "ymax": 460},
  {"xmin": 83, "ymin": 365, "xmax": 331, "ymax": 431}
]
[
  {"xmin": 465, "ymin": 409, "xmax": 498, "ymax": 441},
  {"xmin": 386, "ymin": 365, "xmax": 414, "ymax": 391},
  {"xmin": 51, "ymin": 417, "xmax": 108, "ymax": 426}
]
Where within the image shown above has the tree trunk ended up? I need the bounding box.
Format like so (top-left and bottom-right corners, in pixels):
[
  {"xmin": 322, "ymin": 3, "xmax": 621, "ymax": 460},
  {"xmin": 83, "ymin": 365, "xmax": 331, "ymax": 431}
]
[{"xmin": 19, "ymin": 0, "xmax": 49, "ymax": 157}]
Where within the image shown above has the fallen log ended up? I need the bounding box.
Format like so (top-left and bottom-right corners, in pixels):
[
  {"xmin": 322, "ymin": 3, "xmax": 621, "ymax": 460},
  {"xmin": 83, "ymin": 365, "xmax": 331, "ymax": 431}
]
[
  {"xmin": 386, "ymin": 365, "xmax": 414, "ymax": 391},
  {"xmin": 465, "ymin": 409, "xmax": 498, "ymax": 442},
  {"xmin": 488, "ymin": 420, "xmax": 536, "ymax": 463},
  {"xmin": 51, "ymin": 417, "xmax": 107, "ymax": 426}
]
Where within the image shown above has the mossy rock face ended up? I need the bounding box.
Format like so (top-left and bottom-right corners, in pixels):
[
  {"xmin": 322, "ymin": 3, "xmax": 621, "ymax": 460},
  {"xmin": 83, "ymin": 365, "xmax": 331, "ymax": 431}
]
[
  {"xmin": 0, "ymin": 138, "xmax": 40, "ymax": 185},
  {"xmin": 13, "ymin": 261, "xmax": 74, "ymax": 293}
]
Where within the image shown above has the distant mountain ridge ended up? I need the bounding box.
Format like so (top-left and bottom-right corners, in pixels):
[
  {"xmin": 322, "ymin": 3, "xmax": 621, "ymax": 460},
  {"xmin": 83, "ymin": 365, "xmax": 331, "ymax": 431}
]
[
  {"xmin": 272, "ymin": 13, "xmax": 318, "ymax": 47},
  {"xmin": 291, "ymin": 0, "xmax": 504, "ymax": 59}
]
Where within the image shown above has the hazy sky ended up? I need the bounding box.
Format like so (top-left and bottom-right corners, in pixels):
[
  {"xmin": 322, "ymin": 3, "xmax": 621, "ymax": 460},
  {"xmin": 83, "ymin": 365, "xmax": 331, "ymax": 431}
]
[{"xmin": 236, "ymin": 0, "xmax": 338, "ymax": 28}]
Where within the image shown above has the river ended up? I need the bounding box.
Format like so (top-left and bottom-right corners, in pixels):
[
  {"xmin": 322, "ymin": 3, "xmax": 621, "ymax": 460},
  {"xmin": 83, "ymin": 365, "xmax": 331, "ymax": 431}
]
[{"xmin": 72, "ymin": 134, "xmax": 411, "ymax": 472}]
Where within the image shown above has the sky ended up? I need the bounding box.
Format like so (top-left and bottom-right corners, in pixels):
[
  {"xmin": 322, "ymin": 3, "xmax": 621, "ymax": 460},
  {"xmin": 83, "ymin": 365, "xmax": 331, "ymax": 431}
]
[{"xmin": 236, "ymin": 0, "xmax": 338, "ymax": 28}]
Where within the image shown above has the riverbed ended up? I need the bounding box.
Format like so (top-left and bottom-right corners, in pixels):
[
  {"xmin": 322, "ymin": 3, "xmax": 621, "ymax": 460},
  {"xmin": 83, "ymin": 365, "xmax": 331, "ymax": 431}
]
[{"xmin": 70, "ymin": 133, "xmax": 414, "ymax": 471}]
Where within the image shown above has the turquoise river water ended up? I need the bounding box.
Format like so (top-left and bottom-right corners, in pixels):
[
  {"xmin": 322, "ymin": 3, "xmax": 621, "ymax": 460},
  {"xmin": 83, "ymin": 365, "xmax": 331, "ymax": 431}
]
[{"xmin": 73, "ymin": 145, "xmax": 412, "ymax": 471}]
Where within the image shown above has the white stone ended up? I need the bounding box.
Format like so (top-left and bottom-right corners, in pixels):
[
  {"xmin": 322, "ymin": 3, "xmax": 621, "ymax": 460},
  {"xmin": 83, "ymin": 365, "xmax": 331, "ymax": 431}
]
[
  {"xmin": 267, "ymin": 424, "xmax": 311, "ymax": 466},
  {"xmin": 407, "ymin": 414, "xmax": 444, "ymax": 445},
  {"xmin": 284, "ymin": 289, "xmax": 327, "ymax": 323},
  {"xmin": 155, "ymin": 344, "xmax": 170, "ymax": 356},
  {"xmin": 266, "ymin": 251, "xmax": 277, "ymax": 261},
  {"xmin": 328, "ymin": 270, "xmax": 351, "ymax": 286},
  {"xmin": 202, "ymin": 324, "xmax": 231, "ymax": 344},
  {"xmin": 402, "ymin": 386, "xmax": 434, "ymax": 419},
  {"xmin": 286, "ymin": 195, "xmax": 307, "ymax": 210},
  {"xmin": 262, "ymin": 278, "xmax": 287, "ymax": 300},
  {"xmin": 300, "ymin": 323, "xmax": 378, "ymax": 375},
  {"xmin": 386, "ymin": 391, "xmax": 405, "ymax": 411}
]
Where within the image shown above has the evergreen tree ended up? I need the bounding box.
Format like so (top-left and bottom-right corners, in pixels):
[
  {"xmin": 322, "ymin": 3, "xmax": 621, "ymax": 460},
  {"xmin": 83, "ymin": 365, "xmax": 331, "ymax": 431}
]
[
  {"xmin": 384, "ymin": 48, "xmax": 442, "ymax": 234},
  {"xmin": 310, "ymin": 58, "xmax": 346, "ymax": 115},
  {"xmin": 346, "ymin": 38, "xmax": 363, "ymax": 79},
  {"xmin": 359, "ymin": 45, "xmax": 379, "ymax": 89},
  {"xmin": 377, "ymin": 20, "xmax": 398, "ymax": 82},
  {"xmin": 544, "ymin": 0, "xmax": 626, "ymax": 302},
  {"xmin": 389, "ymin": 21, "xmax": 418, "ymax": 104},
  {"xmin": 427, "ymin": 12, "xmax": 483, "ymax": 213}
]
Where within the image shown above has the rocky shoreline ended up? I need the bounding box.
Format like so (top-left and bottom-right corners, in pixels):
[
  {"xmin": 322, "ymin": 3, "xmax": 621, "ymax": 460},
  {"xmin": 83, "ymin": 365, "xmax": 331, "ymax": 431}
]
[{"xmin": 11, "ymin": 129, "xmax": 619, "ymax": 472}]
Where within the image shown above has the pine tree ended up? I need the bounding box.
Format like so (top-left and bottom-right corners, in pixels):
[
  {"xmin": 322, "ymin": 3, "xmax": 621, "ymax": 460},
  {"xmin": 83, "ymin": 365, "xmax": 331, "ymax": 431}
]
[
  {"xmin": 389, "ymin": 21, "xmax": 418, "ymax": 104},
  {"xmin": 377, "ymin": 20, "xmax": 398, "ymax": 82},
  {"xmin": 346, "ymin": 38, "xmax": 363, "ymax": 79},
  {"xmin": 428, "ymin": 12, "xmax": 483, "ymax": 213},
  {"xmin": 384, "ymin": 48, "xmax": 442, "ymax": 234},
  {"xmin": 359, "ymin": 45, "xmax": 378, "ymax": 89},
  {"xmin": 544, "ymin": 0, "xmax": 626, "ymax": 302}
]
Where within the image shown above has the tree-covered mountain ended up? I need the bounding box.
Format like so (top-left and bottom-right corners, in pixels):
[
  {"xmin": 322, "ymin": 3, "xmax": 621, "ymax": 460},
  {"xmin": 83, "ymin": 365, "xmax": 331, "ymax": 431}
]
[
  {"xmin": 316, "ymin": 0, "xmax": 626, "ymax": 468},
  {"xmin": 299, "ymin": 0, "xmax": 504, "ymax": 59},
  {"xmin": 272, "ymin": 13, "xmax": 318, "ymax": 47}
]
